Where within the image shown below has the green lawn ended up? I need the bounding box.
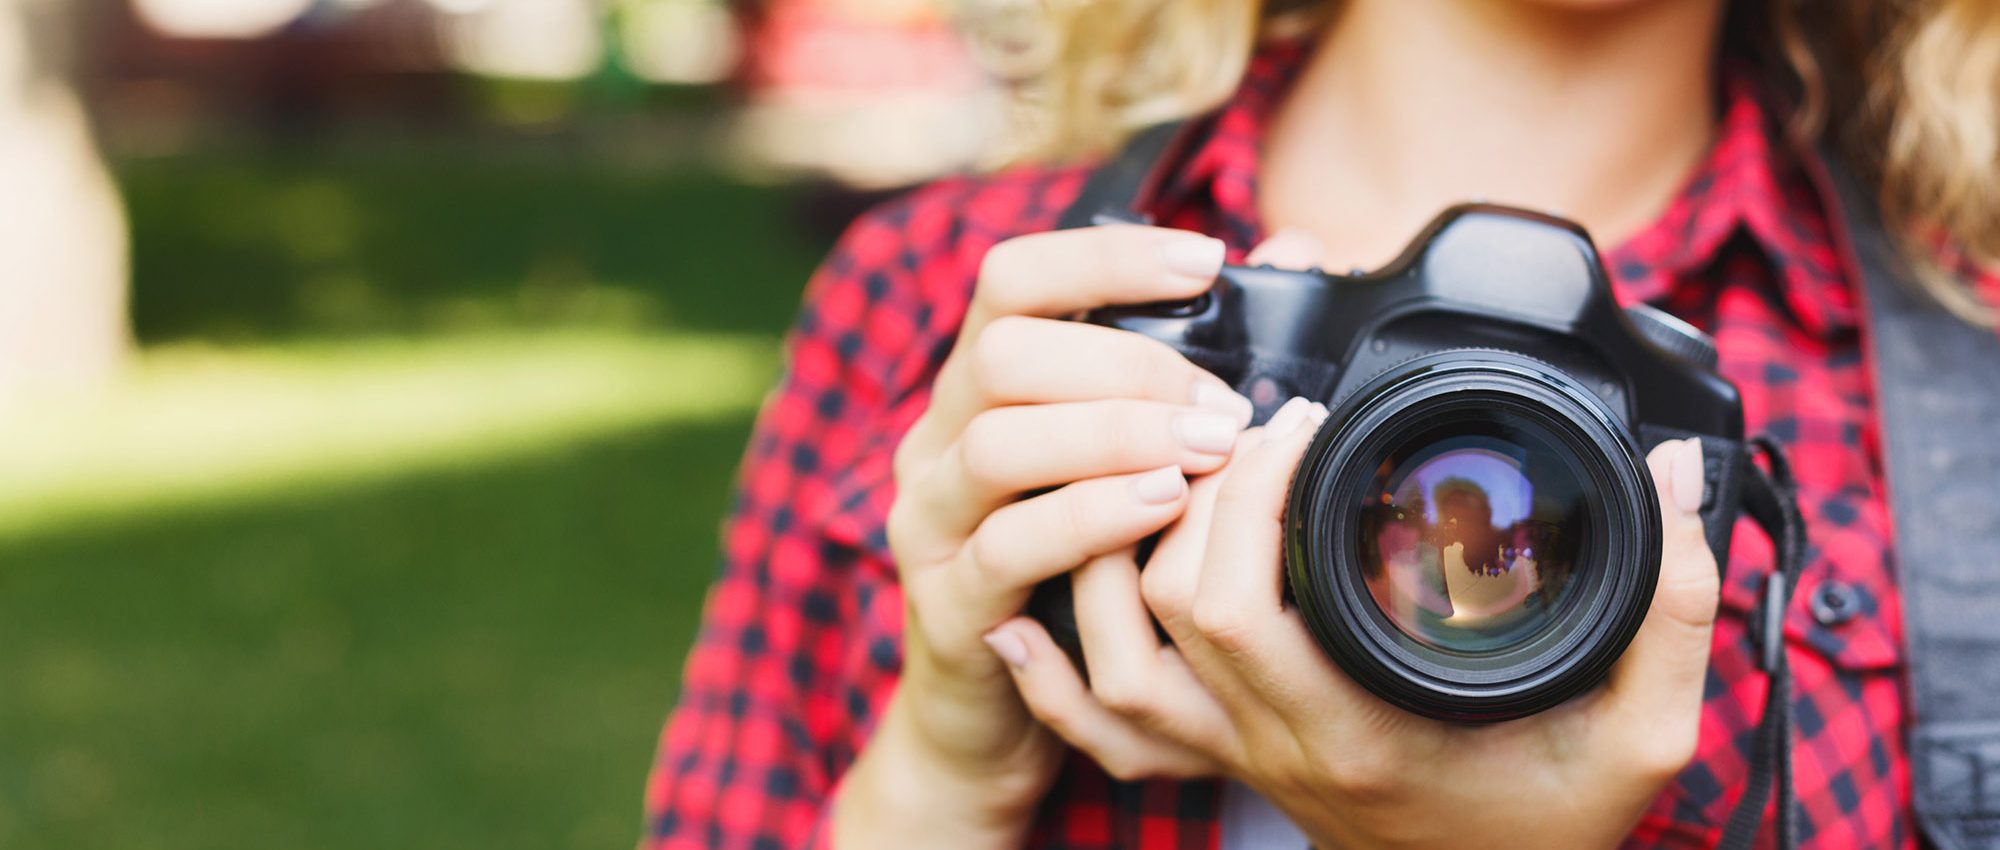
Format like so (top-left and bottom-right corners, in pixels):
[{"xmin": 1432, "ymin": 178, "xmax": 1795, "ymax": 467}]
[{"xmin": 0, "ymin": 149, "xmax": 836, "ymax": 849}]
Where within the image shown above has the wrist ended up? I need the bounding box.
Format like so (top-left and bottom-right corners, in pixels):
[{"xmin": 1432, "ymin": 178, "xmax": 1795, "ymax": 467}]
[{"xmin": 831, "ymin": 691, "xmax": 1055, "ymax": 850}]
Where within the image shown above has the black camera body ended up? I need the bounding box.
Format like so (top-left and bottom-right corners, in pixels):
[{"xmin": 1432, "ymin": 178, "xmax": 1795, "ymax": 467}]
[{"xmin": 1035, "ymin": 204, "xmax": 1747, "ymax": 722}]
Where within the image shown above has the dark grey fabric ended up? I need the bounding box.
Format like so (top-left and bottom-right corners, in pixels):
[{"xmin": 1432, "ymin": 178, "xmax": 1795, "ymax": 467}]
[{"xmin": 1819, "ymin": 153, "xmax": 2000, "ymax": 850}]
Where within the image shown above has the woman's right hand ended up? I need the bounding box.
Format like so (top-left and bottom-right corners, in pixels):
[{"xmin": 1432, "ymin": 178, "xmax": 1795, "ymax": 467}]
[{"xmin": 831, "ymin": 224, "xmax": 1251, "ymax": 848}]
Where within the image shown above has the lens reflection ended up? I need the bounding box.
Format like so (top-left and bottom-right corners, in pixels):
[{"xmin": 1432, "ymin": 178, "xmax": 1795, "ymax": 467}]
[{"xmin": 1359, "ymin": 430, "xmax": 1588, "ymax": 654}]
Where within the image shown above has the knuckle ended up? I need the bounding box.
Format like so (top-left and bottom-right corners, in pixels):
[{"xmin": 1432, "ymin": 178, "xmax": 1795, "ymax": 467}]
[
  {"xmin": 1140, "ymin": 569, "xmax": 1190, "ymax": 625},
  {"xmin": 1253, "ymin": 754, "xmax": 1311, "ymax": 800},
  {"xmin": 1319, "ymin": 748, "xmax": 1398, "ymax": 802},
  {"xmin": 884, "ymin": 499, "xmax": 919, "ymax": 556},
  {"xmin": 955, "ymin": 414, "xmax": 1014, "ymax": 493},
  {"xmin": 1022, "ymin": 693, "xmax": 1074, "ymax": 737},
  {"xmin": 965, "ymin": 524, "xmax": 1020, "ymax": 589},
  {"xmin": 968, "ymin": 316, "xmax": 1034, "ymax": 397},
  {"xmin": 1098, "ymin": 752, "xmax": 1155, "ymax": 783},
  {"xmin": 974, "ymin": 239, "xmax": 1031, "ymax": 310},
  {"xmin": 891, "ymin": 423, "xmax": 929, "ymax": 483},
  {"xmin": 1631, "ymin": 724, "xmax": 1699, "ymax": 782},
  {"xmin": 1190, "ymin": 602, "xmax": 1256, "ymax": 656},
  {"xmin": 1091, "ymin": 675, "xmax": 1156, "ymax": 723}
]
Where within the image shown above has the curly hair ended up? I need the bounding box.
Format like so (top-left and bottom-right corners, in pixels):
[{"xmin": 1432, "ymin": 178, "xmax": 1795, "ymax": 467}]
[{"xmin": 963, "ymin": 0, "xmax": 1999, "ymax": 324}]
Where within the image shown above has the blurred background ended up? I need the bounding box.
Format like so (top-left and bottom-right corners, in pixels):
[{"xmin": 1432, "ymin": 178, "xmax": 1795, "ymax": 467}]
[{"xmin": 0, "ymin": 1, "xmax": 1019, "ymax": 846}]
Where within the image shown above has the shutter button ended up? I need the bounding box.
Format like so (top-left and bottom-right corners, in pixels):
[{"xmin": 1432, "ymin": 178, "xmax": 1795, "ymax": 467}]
[{"xmin": 1810, "ymin": 581, "xmax": 1862, "ymax": 627}]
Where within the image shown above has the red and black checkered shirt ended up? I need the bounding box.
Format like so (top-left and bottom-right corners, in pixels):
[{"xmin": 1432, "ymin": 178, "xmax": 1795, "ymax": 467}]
[{"xmin": 643, "ymin": 40, "xmax": 1982, "ymax": 849}]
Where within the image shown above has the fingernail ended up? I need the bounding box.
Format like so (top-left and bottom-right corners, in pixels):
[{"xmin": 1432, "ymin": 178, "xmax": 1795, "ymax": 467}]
[
  {"xmin": 1191, "ymin": 380, "xmax": 1254, "ymax": 427},
  {"xmin": 1131, "ymin": 465, "xmax": 1187, "ymax": 504},
  {"xmin": 983, "ymin": 628, "xmax": 1029, "ymax": 669},
  {"xmin": 1672, "ymin": 438, "xmax": 1705, "ymax": 516},
  {"xmin": 1161, "ymin": 235, "xmax": 1226, "ymax": 280},
  {"xmin": 1265, "ymin": 396, "xmax": 1313, "ymax": 435},
  {"xmin": 1174, "ymin": 411, "xmax": 1240, "ymax": 455}
]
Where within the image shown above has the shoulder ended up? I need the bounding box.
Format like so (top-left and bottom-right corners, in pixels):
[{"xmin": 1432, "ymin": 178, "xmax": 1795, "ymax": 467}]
[
  {"xmin": 790, "ymin": 164, "xmax": 1093, "ymax": 401},
  {"xmin": 799, "ymin": 163, "xmax": 1092, "ymax": 357},
  {"xmin": 823, "ymin": 164, "xmax": 1095, "ymax": 288}
]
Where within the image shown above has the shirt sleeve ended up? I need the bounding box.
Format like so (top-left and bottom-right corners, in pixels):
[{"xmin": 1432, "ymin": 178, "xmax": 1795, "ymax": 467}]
[{"xmin": 639, "ymin": 183, "xmax": 978, "ymax": 850}]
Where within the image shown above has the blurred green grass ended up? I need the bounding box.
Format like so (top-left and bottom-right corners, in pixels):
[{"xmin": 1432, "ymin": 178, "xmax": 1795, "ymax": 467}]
[
  {"xmin": 120, "ymin": 151, "xmax": 826, "ymax": 343},
  {"xmin": 0, "ymin": 150, "xmax": 837, "ymax": 849}
]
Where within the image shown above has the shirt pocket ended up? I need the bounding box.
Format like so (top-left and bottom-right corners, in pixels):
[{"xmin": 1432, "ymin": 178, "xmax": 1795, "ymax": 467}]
[{"xmin": 1718, "ymin": 507, "xmax": 1903, "ymax": 673}]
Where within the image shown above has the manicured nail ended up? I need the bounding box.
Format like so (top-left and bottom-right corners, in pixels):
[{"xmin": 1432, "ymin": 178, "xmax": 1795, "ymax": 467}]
[
  {"xmin": 1672, "ymin": 438, "xmax": 1705, "ymax": 516},
  {"xmin": 1191, "ymin": 380, "xmax": 1254, "ymax": 427},
  {"xmin": 1265, "ymin": 396, "xmax": 1313, "ymax": 435},
  {"xmin": 1174, "ymin": 411, "xmax": 1240, "ymax": 455},
  {"xmin": 983, "ymin": 628, "xmax": 1029, "ymax": 669},
  {"xmin": 1161, "ymin": 235, "xmax": 1226, "ymax": 280},
  {"xmin": 1131, "ymin": 465, "xmax": 1187, "ymax": 504}
]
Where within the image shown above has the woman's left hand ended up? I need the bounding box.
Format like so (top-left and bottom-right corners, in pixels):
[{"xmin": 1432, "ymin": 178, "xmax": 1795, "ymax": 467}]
[{"xmin": 986, "ymin": 396, "xmax": 1723, "ymax": 850}]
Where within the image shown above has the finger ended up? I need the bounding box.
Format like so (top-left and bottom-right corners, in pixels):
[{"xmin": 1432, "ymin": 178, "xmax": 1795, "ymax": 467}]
[
  {"xmin": 989, "ymin": 617, "xmax": 1225, "ymax": 781},
  {"xmin": 1074, "ymin": 550, "xmax": 1238, "ymax": 754},
  {"xmin": 913, "ymin": 400, "xmax": 1244, "ymax": 538},
  {"xmin": 942, "ymin": 466, "xmax": 1188, "ymax": 626},
  {"xmin": 1245, "ymin": 227, "xmax": 1329, "ymax": 270},
  {"xmin": 1184, "ymin": 398, "xmax": 1355, "ymax": 717},
  {"xmin": 1142, "ymin": 427, "xmax": 1270, "ymax": 641},
  {"xmin": 1191, "ymin": 397, "xmax": 1328, "ymax": 655},
  {"xmin": 1596, "ymin": 439, "xmax": 1720, "ymax": 771},
  {"xmin": 966, "ymin": 225, "xmax": 1224, "ymax": 337},
  {"xmin": 912, "ymin": 318, "xmax": 1249, "ymax": 463}
]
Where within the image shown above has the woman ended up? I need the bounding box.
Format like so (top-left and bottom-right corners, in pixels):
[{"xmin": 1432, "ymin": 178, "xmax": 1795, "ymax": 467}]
[{"xmin": 643, "ymin": 0, "xmax": 1999, "ymax": 847}]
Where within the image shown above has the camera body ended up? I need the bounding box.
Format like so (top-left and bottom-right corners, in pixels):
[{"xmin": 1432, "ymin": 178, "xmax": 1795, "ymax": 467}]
[{"xmin": 1034, "ymin": 204, "xmax": 1747, "ymax": 722}]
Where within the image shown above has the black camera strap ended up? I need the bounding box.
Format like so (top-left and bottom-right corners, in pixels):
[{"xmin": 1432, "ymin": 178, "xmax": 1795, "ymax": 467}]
[
  {"xmin": 1059, "ymin": 120, "xmax": 1819, "ymax": 850},
  {"xmin": 1721, "ymin": 436, "xmax": 1807, "ymax": 850},
  {"xmin": 1809, "ymin": 151, "xmax": 2000, "ymax": 850}
]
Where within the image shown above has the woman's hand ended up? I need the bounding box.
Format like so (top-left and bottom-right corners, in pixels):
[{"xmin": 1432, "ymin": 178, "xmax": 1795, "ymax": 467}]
[
  {"xmin": 832, "ymin": 224, "xmax": 1254, "ymax": 849},
  {"xmin": 991, "ymin": 398, "xmax": 1723, "ymax": 850}
]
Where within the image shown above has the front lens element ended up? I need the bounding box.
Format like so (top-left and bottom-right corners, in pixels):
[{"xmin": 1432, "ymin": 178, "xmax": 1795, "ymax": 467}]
[{"xmin": 1358, "ymin": 424, "xmax": 1591, "ymax": 655}]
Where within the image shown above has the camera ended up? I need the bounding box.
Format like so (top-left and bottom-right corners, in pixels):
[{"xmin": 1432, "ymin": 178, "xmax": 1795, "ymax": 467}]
[{"xmin": 1028, "ymin": 204, "xmax": 1747, "ymax": 723}]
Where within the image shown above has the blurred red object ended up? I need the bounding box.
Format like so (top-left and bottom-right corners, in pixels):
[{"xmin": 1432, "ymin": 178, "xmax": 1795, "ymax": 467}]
[{"xmin": 740, "ymin": 0, "xmax": 979, "ymax": 99}]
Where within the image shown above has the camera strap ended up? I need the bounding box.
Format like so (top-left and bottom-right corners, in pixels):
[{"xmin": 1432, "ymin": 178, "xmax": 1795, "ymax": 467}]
[
  {"xmin": 1810, "ymin": 150, "xmax": 2000, "ymax": 850},
  {"xmin": 1061, "ymin": 120, "xmax": 1819, "ymax": 850},
  {"xmin": 1722, "ymin": 437, "xmax": 1806, "ymax": 850}
]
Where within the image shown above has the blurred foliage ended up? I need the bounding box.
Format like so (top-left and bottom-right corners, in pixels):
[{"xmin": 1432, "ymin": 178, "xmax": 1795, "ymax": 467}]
[
  {"xmin": 0, "ymin": 149, "xmax": 848, "ymax": 848},
  {"xmin": 119, "ymin": 150, "xmax": 827, "ymax": 343}
]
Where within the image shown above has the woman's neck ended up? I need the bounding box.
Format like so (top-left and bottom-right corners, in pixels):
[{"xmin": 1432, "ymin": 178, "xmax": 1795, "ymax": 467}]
[{"xmin": 1261, "ymin": 0, "xmax": 1725, "ymax": 269}]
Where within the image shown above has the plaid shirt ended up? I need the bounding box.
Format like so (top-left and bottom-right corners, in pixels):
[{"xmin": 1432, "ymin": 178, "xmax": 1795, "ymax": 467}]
[{"xmin": 643, "ymin": 40, "xmax": 1960, "ymax": 850}]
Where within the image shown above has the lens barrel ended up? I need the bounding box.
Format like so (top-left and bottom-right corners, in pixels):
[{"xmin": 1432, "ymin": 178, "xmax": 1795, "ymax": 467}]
[{"xmin": 1286, "ymin": 351, "xmax": 1661, "ymax": 722}]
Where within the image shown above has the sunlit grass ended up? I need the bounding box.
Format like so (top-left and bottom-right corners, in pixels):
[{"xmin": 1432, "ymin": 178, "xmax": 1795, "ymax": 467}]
[{"xmin": 0, "ymin": 330, "xmax": 778, "ymax": 539}]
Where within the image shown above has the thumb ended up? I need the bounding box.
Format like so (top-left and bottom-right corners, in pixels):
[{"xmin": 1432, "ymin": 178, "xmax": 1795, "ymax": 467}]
[{"xmin": 1602, "ymin": 438, "xmax": 1722, "ymax": 722}]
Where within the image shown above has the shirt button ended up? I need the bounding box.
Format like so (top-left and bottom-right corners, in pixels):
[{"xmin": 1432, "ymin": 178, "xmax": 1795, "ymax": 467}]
[{"xmin": 1811, "ymin": 581, "xmax": 1863, "ymax": 627}]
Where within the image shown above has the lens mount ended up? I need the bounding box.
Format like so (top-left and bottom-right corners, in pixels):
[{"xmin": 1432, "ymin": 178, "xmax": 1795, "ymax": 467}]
[{"xmin": 1286, "ymin": 350, "xmax": 1661, "ymax": 722}]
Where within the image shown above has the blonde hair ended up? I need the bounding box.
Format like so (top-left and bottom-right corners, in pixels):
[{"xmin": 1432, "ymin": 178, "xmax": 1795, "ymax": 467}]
[{"xmin": 965, "ymin": 0, "xmax": 2000, "ymax": 324}]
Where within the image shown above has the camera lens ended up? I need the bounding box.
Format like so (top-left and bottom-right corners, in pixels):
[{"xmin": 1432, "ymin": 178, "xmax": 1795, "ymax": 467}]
[
  {"xmin": 1286, "ymin": 353, "xmax": 1660, "ymax": 722},
  {"xmin": 1358, "ymin": 427, "xmax": 1588, "ymax": 655}
]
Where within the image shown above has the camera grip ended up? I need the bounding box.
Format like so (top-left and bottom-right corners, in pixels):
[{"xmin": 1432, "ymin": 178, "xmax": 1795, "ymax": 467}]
[{"xmin": 1639, "ymin": 424, "xmax": 1745, "ymax": 573}]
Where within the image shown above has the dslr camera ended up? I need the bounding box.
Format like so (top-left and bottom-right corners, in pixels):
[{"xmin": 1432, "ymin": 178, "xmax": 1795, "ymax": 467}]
[{"xmin": 1031, "ymin": 204, "xmax": 1747, "ymax": 722}]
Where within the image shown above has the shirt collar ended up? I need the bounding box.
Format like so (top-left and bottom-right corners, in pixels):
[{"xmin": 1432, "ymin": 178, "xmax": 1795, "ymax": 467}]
[
  {"xmin": 1143, "ymin": 42, "xmax": 1856, "ymax": 338},
  {"xmin": 1607, "ymin": 72, "xmax": 1856, "ymax": 336}
]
